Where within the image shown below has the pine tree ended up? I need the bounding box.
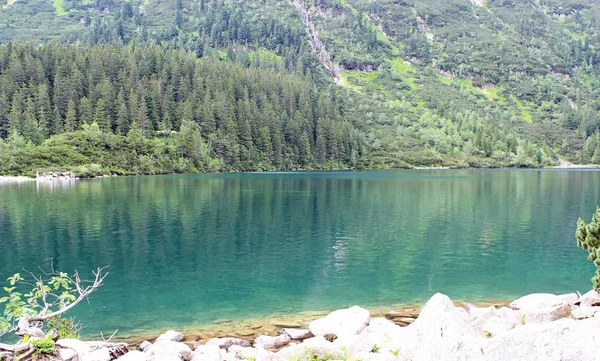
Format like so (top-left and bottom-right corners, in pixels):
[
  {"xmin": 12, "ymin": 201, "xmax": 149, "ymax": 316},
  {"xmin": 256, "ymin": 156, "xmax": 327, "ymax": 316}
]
[
  {"xmin": 65, "ymin": 99, "xmax": 78, "ymax": 132},
  {"xmin": 576, "ymin": 207, "xmax": 600, "ymax": 291}
]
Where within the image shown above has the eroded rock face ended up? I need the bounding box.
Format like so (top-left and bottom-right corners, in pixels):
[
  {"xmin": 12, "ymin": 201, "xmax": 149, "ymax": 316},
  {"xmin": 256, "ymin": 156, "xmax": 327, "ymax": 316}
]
[
  {"xmin": 483, "ymin": 317, "xmax": 600, "ymax": 361},
  {"xmin": 144, "ymin": 340, "xmax": 192, "ymax": 361},
  {"xmin": 309, "ymin": 306, "xmax": 370, "ymax": 337},
  {"xmin": 156, "ymin": 330, "xmax": 184, "ymax": 342},
  {"xmin": 205, "ymin": 337, "xmax": 251, "ymax": 351},
  {"xmin": 509, "ymin": 293, "xmax": 571, "ymax": 323},
  {"xmin": 396, "ymin": 293, "xmax": 485, "ymax": 361}
]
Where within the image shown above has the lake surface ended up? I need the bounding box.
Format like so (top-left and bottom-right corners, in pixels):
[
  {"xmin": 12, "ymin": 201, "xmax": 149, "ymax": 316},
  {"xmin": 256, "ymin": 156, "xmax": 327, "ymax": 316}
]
[{"xmin": 0, "ymin": 170, "xmax": 598, "ymax": 338}]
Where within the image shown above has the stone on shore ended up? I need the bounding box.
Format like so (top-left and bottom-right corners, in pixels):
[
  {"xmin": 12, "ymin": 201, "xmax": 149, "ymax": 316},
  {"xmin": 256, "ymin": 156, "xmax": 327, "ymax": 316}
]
[
  {"xmin": 144, "ymin": 340, "xmax": 192, "ymax": 361},
  {"xmin": 572, "ymin": 306, "xmax": 600, "ymax": 319},
  {"xmin": 277, "ymin": 336, "xmax": 343, "ymax": 360},
  {"xmin": 309, "ymin": 306, "xmax": 370, "ymax": 337},
  {"xmin": 156, "ymin": 330, "xmax": 184, "ymax": 342},
  {"xmin": 509, "ymin": 293, "xmax": 571, "ymax": 323},
  {"xmin": 117, "ymin": 351, "xmax": 147, "ymax": 361},
  {"xmin": 469, "ymin": 306, "xmax": 521, "ymax": 337},
  {"xmin": 139, "ymin": 341, "xmax": 152, "ymax": 352},
  {"xmin": 281, "ymin": 328, "xmax": 312, "ymax": 340},
  {"xmin": 56, "ymin": 339, "xmax": 92, "ymax": 355},
  {"xmin": 254, "ymin": 334, "xmax": 292, "ymax": 349},
  {"xmin": 396, "ymin": 293, "xmax": 484, "ymax": 361},
  {"xmin": 82, "ymin": 348, "xmax": 111, "ymax": 361},
  {"xmin": 205, "ymin": 337, "xmax": 251, "ymax": 350},
  {"xmin": 483, "ymin": 317, "xmax": 600, "ymax": 361},
  {"xmin": 576, "ymin": 289, "xmax": 600, "ymax": 307},
  {"xmin": 191, "ymin": 345, "xmax": 223, "ymax": 361}
]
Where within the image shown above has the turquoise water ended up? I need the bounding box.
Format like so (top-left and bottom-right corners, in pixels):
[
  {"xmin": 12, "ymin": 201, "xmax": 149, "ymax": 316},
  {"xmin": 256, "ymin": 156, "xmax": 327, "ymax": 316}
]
[{"xmin": 0, "ymin": 170, "xmax": 598, "ymax": 338}]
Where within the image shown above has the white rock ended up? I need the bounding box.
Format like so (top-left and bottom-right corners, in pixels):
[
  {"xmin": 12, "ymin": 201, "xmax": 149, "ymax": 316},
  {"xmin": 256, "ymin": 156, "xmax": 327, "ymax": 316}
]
[
  {"xmin": 576, "ymin": 289, "xmax": 600, "ymax": 307},
  {"xmin": 229, "ymin": 345, "xmax": 258, "ymax": 359},
  {"xmin": 56, "ymin": 339, "xmax": 92, "ymax": 355},
  {"xmin": 281, "ymin": 328, "xmax": 313, "ymax": 340},
  {"xmin": 156, "ymin": 330, "xmax": 184, "ymax": 342},
  {"xmin": 205, "ymin": 337, "xmax": 251, "ymax": 350},
  {"xmin": 139, "ymin": 341, "xmax": 152, "ymax": 352},
  {"xmin": 509, "ymin": 293, "xmax": 571, "ymax": 323},
  {"xmin": 82, "ymin": 348, "xmax": 111, "ymax": 361},
  {"xmin": 454, "ymin": 307, "xmax": 470, "ymax": 321},
  {"xmin": 117, "ymin": 351, "xmax": 147, "ymax": 361},
  {"xmin": 572, "ymin": 306, "xmax": 600, "ymax": 320},
  {"xmin": 484, "ymin": 317, "xmax": 600, "ymax": 361},
  {"xmin": 191, "ymin": 345, "xmax": 223, "ymax": 361},
  {"xmin": 309, "ymin": 306, "xmax": 370, "ymax": 337},
  {"xmin": 557, "ymin": 293, "xmax": 579, "ymax": 309},
  {"xmin": 469, "ymin": 307, "xmax": 521, "ymax": 337},
  {"xmin": 463, "ymin": 303, "xmax": 495, "ymax": 318},
  {"xmin": 58, "ymin": 348, "xmax": 78, "ymax": 361},
  {"xmin": 144, "ymin": 340, "xmax": 192, "ymax": 361},
  {"xmin": 332, "ymin": 332, "xmax": 376, "ymax": 357},
  {"xmin": 254, "ymin": 334, "xmax": 291, "ymax": 349},
  {"xmin": 277, "ymin": 336, "xmax": 343, "ymax": 360},
  {"xmin": 396, "ymin": 293, "xmax": 484, "ymax": 361}
]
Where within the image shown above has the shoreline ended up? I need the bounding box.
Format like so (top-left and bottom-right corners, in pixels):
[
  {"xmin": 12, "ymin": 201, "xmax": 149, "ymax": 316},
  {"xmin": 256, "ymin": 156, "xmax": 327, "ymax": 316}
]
[{"xmin": 102, "ymin": 299, "xmax": 510, "ymax": 346}]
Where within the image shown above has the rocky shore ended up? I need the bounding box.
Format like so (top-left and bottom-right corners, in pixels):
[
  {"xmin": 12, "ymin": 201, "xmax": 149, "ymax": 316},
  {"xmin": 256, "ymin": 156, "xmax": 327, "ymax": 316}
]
[{"xmin": 50, "ymin": 290, "xmax": 600, "ymax": 361}]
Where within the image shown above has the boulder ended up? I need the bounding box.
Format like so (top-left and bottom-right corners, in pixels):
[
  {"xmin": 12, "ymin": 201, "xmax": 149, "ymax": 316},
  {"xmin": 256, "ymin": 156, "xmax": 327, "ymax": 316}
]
[
  {"xmin": 229, "ymin": 345, "xmax": 258, "ymax": 360},
  {"xmin": 396, "ymin": 293, "xmax": 484, "ymax": 361},
  {"xmin": 144, "ymin": 340, "xmax": 192, "ymax": 361},
  {"xmin": 58, "ymin": 348, "xmax": 78, "ymax": 361},
  {"xmin": 156, "ymin": 330, "xmax": 184, "ymax": 342},
  {"xmin": 117, "ymin": 351, "xmax": 147, "ymax": 361},
  {"xmin": 557, "ymin": 293, "xmax": 579, "ymax": 309},
  {"xmin": 205, "ymin": 337, "xmax": 251, "ymax": 351},
  {"xmin": 509, "ymin": 293, "xmax": 571, "ymax": 323},
  {"xmin": 277, "ymin": 336, "xmax": 343, "ymax": 360},
  {"xmin": 281, "ymin": 328, "xmax": 313, "ymax": 340},
  {"xmin": 82, "ymin": 348, "xmax": 111, "ymax": 361},
  {"xmin": 572, "ymin": 306, "xmax": 600, "ymax": 320},
  {"xmin": 332, "ymin": 332, "xmax": 376, "ymax": 357},
  {"xmin": 254, "ymin": 334, "xmax": 291, "ymax": 349},
  {"xmin": 56, "ymin": 339, "xmax": 92, "ymax": 355},
  {"xmin": 309, "ymin": 306, "xmax": 370, "ymax": 337},
  {"xmin": 483, "ymin": 317, "xmax": 600, "ymax": 361},
  {"xmin": 576, "ymin": 289, "xmax": 600, "ymax": 307},
  {"xmin": 139, "ymin": 341, "xmax": 152, "ymax": 352},
  {"xmin": 191, "ymin": 345, "xmax": 223, "ymax": 361},
  {"xmin": 469, "ymin": 307, "xmax": 521, "ymax": 337}
]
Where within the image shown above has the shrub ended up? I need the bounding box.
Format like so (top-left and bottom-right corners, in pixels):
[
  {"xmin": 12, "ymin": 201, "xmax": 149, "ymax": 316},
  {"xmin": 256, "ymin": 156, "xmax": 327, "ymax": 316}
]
[
  {"xmin": 576, "ymin": 207, "xmax": 600, "ymax": 290},
  {"xmin": 31, "ymin": 335, "xmax": 56, "ymax": 356}
]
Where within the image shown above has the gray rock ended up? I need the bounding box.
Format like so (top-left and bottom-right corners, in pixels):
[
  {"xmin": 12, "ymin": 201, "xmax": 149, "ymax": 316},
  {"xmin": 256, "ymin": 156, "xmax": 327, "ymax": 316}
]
[
  {"xmin": 229, "ymin": 345, "xmax": 259, "ymax": 360},
  {"xmin": 572, "ymin": 306, "xmax": 600, "ymax": 319},
  {"xmin": 144, "ymin": 340, "xmax": 192, "ymax": 361},
  {"xmin": 254, "ymin": 334, "xmax": 291, "ymax": 349},
  {"xmin": 557, "ymin": 293, "xmax": 579, "ymax": 309},
  {"xmin": 139, "ymin": 341, "xmax": 152, "ymax": 352},
  {"xmin": 281, "ymin": 328, "xmax": 313, "ymax": 340},
  {"xmin": 156, "ymin": 330, "xmax": 184, "ymax": 342},
  {"xmin": 396, "ymin": 293, "xmax": 484, "ymax": 361},
  {"xmin": 483, "ymin": 317, "xmax": 600, "ymax": 361},
  {"xmin": 82, "ymin": 348, "xmax": 111, "ymax": 361},
  {"xmin": 191, "ymin": 345, "xmax": 223, "ymax": 361},
  {"xmin": 56, "ymin": 339, "xmax": 92, "ymax": 355},
  {"xmin": 509, "ymin": 293, "xmax": 571, "ymax": 323},
  {"xmin": 117, "ymin": 351, "xmax": 147, "ymax": 361},
  {"xmin": 205, "ymin": 337, "xmax": 251, "ymax": 351},
  {"xmin": 576, "ymin": 289, "xmax": 600, "ymax": 307},
  {"xmin": 332, "ymin": 332, "xmax": 376, "ymax": 357},
  {"xmin": 309, "ymin": 306, "xmax": 370, "ymax": 337},
  {"xmin": 58, "ymin": 348, "xmax": 78, "ymax": 361}
]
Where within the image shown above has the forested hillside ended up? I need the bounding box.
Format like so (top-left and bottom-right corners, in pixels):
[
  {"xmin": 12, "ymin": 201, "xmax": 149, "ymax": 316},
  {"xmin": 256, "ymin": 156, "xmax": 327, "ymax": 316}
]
[{"xmin": 1, "ymin": 0, "xmax": 600, "ymax": 175}]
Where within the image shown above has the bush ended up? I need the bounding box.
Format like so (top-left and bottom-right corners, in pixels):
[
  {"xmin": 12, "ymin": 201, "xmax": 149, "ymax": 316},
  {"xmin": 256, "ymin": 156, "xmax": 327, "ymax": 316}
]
[
  {"xmin": 31, "ymin": 335, "xmax": 56, "ymax": 356},
  {"xmin": 576, "ymin": 207, "xmax": 600, "ymax": 290}
]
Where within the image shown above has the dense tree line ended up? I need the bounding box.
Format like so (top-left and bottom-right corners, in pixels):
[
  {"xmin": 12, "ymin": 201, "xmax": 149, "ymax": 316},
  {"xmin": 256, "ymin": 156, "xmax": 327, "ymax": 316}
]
[{"xmin": 0, "ymin": 42, "xmax": 364, "ymax": 176}]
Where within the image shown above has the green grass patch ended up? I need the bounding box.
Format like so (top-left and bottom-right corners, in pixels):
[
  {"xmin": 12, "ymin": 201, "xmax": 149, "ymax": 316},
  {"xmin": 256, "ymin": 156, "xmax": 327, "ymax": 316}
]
[{"xmin": 53, "ymin": 0, "xmax": 67, "ymax": 16}]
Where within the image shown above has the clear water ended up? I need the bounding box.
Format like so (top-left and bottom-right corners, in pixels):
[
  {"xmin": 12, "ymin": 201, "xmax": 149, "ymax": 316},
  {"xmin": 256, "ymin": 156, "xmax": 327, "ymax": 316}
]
[{"xmin": 0, "ymin": 170, "xmax": 598, "ymax": 338}]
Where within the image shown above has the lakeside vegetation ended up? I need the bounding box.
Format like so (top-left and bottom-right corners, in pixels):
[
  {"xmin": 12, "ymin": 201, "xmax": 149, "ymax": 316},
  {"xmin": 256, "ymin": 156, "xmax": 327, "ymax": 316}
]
[{"xmin": 1, "ymin": 0, "xmax": 600, "ymax": 174}]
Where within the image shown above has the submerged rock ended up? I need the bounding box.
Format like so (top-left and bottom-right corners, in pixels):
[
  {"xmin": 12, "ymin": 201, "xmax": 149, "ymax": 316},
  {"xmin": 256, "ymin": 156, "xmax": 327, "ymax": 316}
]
[{"xmin": 309, "ymin": 306, "xmax": 370, "ymax": 337}]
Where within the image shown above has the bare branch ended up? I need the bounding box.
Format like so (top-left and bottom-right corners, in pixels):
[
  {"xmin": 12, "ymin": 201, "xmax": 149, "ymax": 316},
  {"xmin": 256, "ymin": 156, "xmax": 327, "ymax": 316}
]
[{"xmin": 26, "ymin": 267, "xmax": 108, "ymax": 323}]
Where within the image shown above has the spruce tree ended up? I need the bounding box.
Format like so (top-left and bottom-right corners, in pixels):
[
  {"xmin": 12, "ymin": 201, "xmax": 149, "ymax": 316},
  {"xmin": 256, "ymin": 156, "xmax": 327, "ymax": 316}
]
[{"xmin": 576, "ymin": 207, "xmax": 600, "ymax": 291}]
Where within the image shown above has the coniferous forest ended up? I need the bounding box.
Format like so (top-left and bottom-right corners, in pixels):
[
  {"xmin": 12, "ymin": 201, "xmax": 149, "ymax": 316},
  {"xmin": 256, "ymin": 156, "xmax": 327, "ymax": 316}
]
[{"xmin": 2, "ymin": 0, "xmax": 600, "ymax": 176}]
